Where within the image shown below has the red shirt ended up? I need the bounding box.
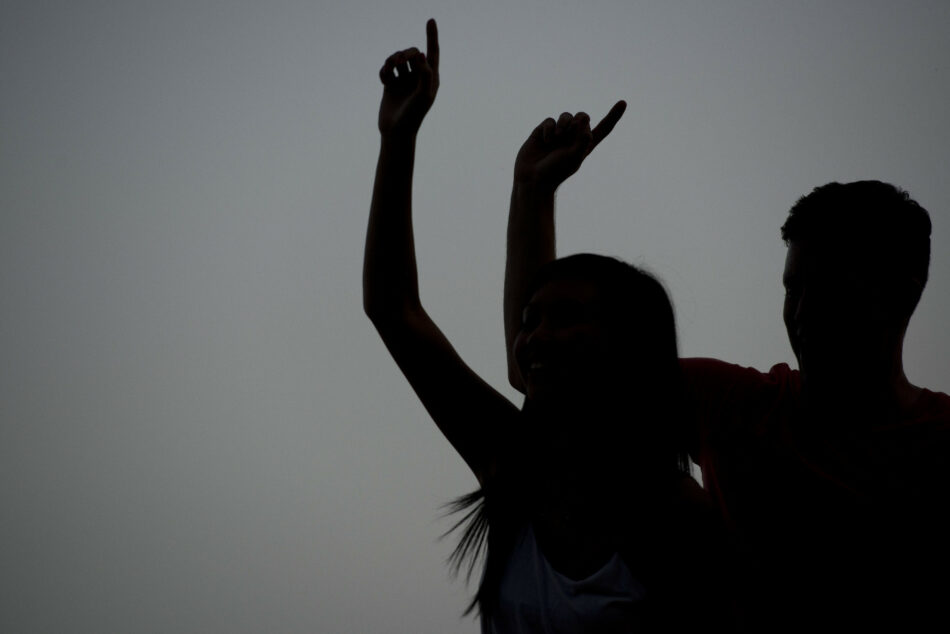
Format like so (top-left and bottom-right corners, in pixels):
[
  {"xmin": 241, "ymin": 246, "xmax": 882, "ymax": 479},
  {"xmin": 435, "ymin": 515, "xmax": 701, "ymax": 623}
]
[{"xmin": 683, "ymin": 358, "xmax": 950, "ymax": 631}]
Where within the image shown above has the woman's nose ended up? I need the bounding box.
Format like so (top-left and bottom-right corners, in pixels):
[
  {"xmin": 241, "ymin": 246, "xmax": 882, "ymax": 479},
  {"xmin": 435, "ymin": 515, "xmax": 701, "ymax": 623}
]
[{"xmin": 524, "ymin": 319, "xmax": 553, "ymax": 347}]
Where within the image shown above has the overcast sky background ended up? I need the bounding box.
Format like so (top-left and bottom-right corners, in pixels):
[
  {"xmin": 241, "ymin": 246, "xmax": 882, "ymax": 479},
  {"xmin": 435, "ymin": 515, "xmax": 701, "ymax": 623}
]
[{"xmin": 3, "ymin": 1, "xmax": 949, "ymax": 632}]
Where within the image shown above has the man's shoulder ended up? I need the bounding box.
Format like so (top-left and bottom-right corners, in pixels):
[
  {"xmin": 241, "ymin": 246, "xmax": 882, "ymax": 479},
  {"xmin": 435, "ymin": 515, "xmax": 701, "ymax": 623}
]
[
  {"xmin": 880, "ymin": 388, "xmax": 950, "ymax": 494},
  {"xmin": 681, "ymin": 357, "xmax": 800, "ymax": 395},
  {"xmin": 910, "ymin": 387, "xmax": 950, "ymax": 425},
  {"xmin": 920, "ymin": 386, "xmax": 950, "ymax": 407},
  {"xmin": 681, "ymin": 358, "xmax": 801, "ymax": 446}
]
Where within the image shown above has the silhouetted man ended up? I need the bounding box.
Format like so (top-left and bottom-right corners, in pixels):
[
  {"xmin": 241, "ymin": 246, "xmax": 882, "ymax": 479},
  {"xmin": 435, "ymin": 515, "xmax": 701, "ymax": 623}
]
[
  {"xmin": 503, "ymin": 109, "xmax": 950, "ymax": 631},
  {"xmin": 682, "ymin": 181, "xmax": 949, "ymax": 631}
]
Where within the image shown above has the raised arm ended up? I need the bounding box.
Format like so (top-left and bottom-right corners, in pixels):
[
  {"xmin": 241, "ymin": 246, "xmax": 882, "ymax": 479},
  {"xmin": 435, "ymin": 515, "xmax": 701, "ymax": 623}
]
[
  {"xmin": 363, "ymin": 20, "xmax": 517, "ymax": 483},
  {"xmin": 504, "ymin": 102, "xmax": 627, "ymax": 390}
]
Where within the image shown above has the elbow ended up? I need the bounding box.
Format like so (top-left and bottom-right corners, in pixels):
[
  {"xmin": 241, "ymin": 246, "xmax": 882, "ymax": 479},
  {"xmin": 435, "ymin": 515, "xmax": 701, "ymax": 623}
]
[
  {"xmin": 363, "ymin": 294, "xmax": 391, "ymax": 328},
  {"xmin": 362, "ymin": 292, "xmax": 379, "ymax": 322},
  {"xmin": 362, "ymin": 276, "xmax": 390, "ymax": 324},
  {"xmin": 363, "ymin": 292, "xmax": 420, "ymax": 331}
]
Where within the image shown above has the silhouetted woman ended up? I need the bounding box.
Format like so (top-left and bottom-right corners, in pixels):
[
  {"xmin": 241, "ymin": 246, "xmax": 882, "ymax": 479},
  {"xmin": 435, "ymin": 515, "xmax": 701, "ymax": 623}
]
[{"xmin": 364, "ymin": 20, "xmax": 733, "ymax": 632}]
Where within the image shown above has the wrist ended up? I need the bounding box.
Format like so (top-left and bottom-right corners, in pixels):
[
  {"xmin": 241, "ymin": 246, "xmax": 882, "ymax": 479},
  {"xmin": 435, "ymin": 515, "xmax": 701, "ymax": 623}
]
[
  {"xmin": 379, "ymin": 127, "xmax": 419, "ymax": 148},
  {"xmin": 510, "ymin": 182, "xmax": 556, "ymax": 223},
  {"xmin": 511, "ymin": 179, "xmax": 557, "ymax": 202}
]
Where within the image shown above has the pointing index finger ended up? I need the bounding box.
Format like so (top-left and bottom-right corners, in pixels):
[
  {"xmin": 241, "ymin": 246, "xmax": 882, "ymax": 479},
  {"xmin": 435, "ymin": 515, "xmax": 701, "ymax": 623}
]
[
  {"xmin": 590, "ymin": 100, "xmax": 627, "ymax": 151},
  {"xmin": 426, "ymin": 19, "xmax": 439, "ymax": 71}
]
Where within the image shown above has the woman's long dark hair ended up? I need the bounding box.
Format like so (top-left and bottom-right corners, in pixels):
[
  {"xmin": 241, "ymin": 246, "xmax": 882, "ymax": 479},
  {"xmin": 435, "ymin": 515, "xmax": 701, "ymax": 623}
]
[{"xmin": 446, "ymin": 253, "xmax": 689, "ymax": 618}]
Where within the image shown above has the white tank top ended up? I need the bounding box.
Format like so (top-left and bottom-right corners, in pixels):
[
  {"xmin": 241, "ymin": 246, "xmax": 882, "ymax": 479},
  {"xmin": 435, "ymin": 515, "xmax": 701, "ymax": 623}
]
[{"xmin": 482, "ymin": 524, "xmax": 646, "ymax": 633}]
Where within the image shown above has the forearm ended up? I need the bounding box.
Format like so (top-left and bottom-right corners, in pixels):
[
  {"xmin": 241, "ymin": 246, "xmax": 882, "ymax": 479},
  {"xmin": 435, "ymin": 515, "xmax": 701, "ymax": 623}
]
[
  {"xmin": 501, "ymin": 103, "xmax": 625, "ymax": 387},
  {"xmin": 363, "ymin": 132, "xmax": 421, "ymax": 322},
  {"xmin": 504, "ymin": 182, "xmax": 556, "ymax": 390}
]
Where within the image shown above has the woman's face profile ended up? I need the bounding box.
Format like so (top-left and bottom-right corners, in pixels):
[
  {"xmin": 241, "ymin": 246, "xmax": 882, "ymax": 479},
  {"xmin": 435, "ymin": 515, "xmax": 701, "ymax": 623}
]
[{"xmin": 513, "ymin": 277, "xmax": 616, "ymax": 402}]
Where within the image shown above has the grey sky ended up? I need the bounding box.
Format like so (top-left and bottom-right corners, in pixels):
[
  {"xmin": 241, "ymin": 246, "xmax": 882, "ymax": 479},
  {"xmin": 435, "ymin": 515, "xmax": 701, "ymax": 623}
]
[{"xmin": 2, "ymin": 1, "xmax": 949, "ymax": 632}]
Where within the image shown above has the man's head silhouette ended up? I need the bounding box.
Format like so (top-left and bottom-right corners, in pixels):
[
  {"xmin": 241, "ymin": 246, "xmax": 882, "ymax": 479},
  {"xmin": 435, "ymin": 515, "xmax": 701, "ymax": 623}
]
[{"xmin": 780, "ymin": 181, "xmax": 932, "ymax": 406}]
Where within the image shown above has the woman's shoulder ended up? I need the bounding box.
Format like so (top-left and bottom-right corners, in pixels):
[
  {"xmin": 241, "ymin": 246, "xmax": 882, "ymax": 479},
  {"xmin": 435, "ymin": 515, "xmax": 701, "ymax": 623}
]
[
  {"xmin": 659, "ymin": 472, "xmax": 724, "ymax": 540},
  {"xmin": 642, "ymin": 473, "xmax": 741, "ymax": 630}
]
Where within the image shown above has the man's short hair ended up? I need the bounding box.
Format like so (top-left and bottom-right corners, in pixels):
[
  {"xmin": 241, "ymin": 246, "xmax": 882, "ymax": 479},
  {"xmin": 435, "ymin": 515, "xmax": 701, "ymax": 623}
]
[{"xmin": 781, "ymin": 180, "xmax": 932, "ymax": 309}]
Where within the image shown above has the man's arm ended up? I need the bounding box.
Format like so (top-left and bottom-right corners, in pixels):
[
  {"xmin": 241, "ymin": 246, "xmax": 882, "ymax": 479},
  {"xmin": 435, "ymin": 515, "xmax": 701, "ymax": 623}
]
[{"xmin": 503, "ymin": 103, "xmax": 627, "ymax": 390}]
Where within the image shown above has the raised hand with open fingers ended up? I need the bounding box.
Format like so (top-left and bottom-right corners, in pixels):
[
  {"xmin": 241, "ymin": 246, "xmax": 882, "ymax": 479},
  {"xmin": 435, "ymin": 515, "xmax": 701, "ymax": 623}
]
[
  {"xmin": 378, "ymin": 19, "xmax": 440, "ymax": 137},
  {"xmin": 513, "ymin": 100, "xmax": 626, "ymax": 192}
]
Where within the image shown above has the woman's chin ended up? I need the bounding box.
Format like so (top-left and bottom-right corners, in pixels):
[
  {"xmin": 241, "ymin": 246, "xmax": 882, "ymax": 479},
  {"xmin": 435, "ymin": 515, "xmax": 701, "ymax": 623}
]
[{"xmin": 525, "ymin": 378, "xmax": 597, "ymax": 408}]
